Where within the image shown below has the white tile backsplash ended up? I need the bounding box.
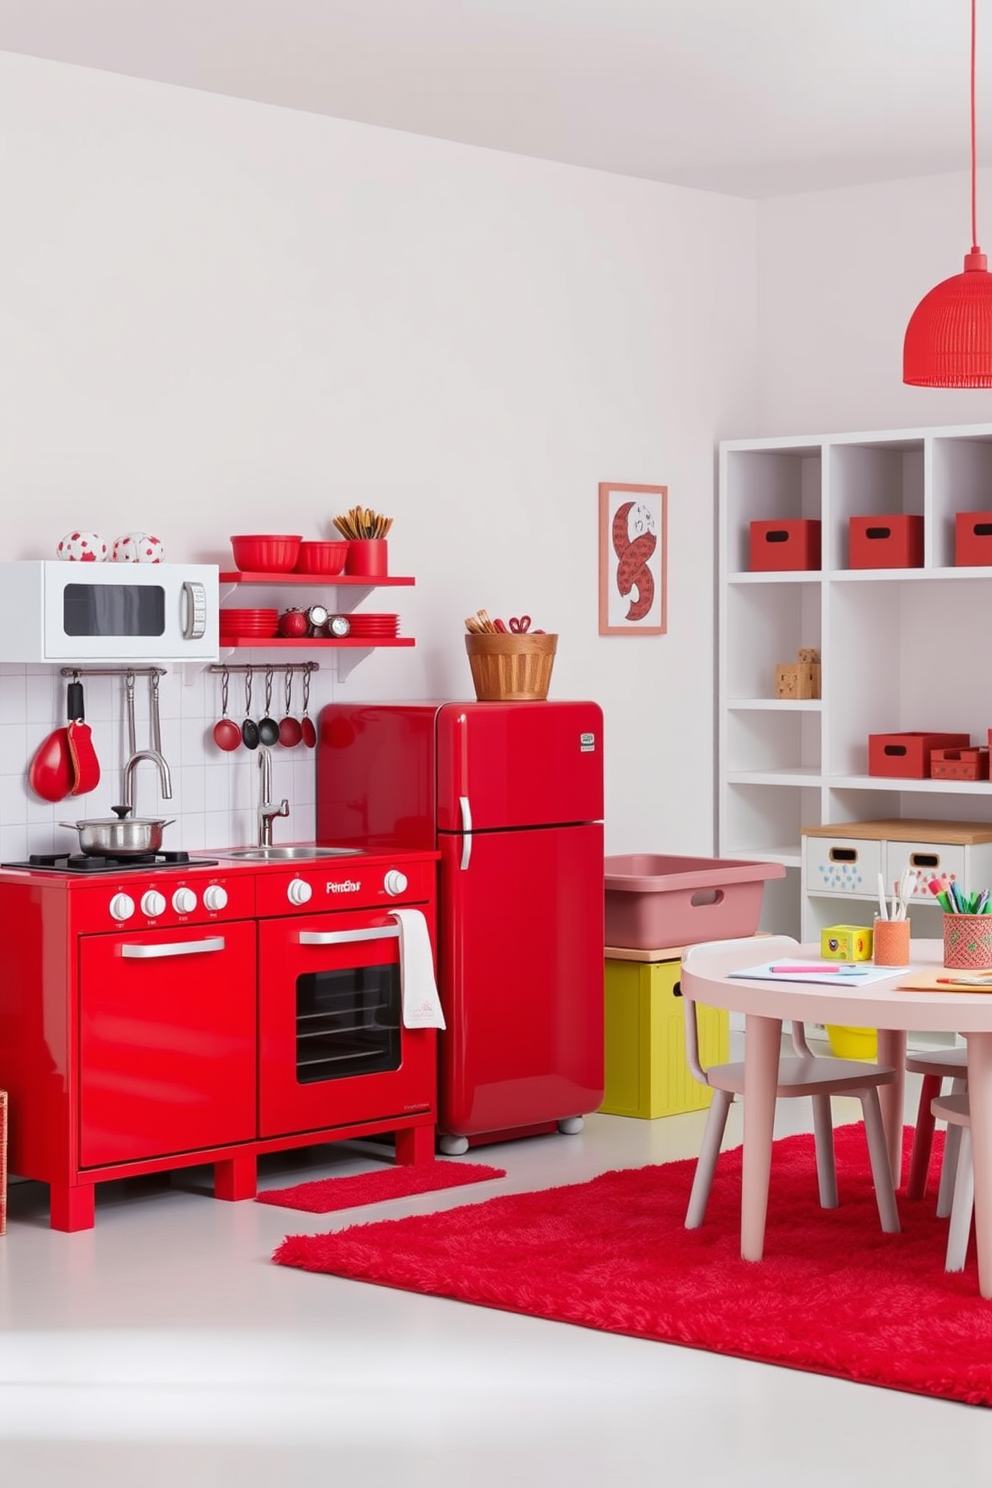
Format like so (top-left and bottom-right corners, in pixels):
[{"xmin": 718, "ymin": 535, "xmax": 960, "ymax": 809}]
[{"xmin": 2, "ymin": 661, "xmax": 330, "ymax": 862}]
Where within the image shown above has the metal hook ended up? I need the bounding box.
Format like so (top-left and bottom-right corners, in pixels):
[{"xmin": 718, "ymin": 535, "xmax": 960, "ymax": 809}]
[
  {"xmin": 220, "ymin": 665, "xmax": 230, "ymax": 716},
  {"xmin": 264, "ymin": 666, "xmax": 274, "ymax": 714},
  {"xmin": 244, "ymin": 665, "xmax": 253, "ymax": 713}
]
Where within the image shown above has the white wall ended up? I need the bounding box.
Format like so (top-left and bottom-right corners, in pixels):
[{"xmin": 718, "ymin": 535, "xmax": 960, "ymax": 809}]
[
  {"xmin": 756, "ymin": 170, "xmax": 992, "ymax": 435},
  {"xmin": 0, "ymin": 51, "xmax": 758, "ymax": 862}
]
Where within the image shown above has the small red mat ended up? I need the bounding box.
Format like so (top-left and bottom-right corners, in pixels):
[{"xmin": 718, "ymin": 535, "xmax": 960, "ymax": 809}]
[
  {"xmin": 257, "ymin": 1160, "xmax": 505, "ymax": 1213},
  {"xmin": 272, "ymin": 1126, "xmax": 992, "ymax": 1405}
]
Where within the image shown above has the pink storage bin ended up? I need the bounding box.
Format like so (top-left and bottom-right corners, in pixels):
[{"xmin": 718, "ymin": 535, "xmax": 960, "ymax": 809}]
[{"xmin": 604, "ymin": 854, "xmax": 786, "ymax": 950}]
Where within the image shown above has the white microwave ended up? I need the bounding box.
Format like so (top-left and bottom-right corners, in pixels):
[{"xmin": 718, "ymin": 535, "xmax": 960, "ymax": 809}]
[{"xmin": 0, "ymin": 561, "xmax": 219, "ymax": 662}]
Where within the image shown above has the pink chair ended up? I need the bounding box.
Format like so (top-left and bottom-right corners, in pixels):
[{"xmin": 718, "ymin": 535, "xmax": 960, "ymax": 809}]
[
  {"xmin": 680, "ymin": 936, "xmax": 900, "ymax": 1235},
  {"xmin": 905, "ymin": 1047, "xmax": 968, "ymax": 1209},
  {"xmin": 929, "ymin": 1090, "xmax": 973, "ymax": 1271}
]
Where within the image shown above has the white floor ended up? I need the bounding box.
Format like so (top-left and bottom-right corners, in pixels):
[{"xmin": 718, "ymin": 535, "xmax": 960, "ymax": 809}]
[{"xmin": 1, "ymin": 1067, "xmax": 989, "ymax": 1486}]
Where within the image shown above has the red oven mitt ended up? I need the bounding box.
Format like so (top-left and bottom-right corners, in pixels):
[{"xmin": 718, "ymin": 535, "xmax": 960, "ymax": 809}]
[{"xmin": 66, "ymin": 680, "xmax": 101, "ymax": 797}]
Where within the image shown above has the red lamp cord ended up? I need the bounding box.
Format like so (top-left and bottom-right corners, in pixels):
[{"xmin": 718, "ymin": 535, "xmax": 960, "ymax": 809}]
[{"xmin": 973, "ymin": 0, "xmax": 980, "ymax": 253}]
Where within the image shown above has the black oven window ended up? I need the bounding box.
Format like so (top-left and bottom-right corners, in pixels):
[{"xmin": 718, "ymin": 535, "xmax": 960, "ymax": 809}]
[
  {"xmin": 63, "ymin": 584, "xmax": 166, "ymax": 637},
  {"xmin": 295, "ymin": 965, "xmax": 401, "ymax": 1083}
]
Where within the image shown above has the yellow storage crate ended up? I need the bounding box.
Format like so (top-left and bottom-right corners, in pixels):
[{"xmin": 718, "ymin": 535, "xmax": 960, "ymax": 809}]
[{"xmin": 601, "ymin": 957, "xmax": 729, "ymax": 1119}]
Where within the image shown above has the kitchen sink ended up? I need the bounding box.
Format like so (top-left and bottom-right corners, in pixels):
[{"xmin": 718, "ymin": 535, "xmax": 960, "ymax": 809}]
[{"xmin": 219, "ymin": 846, "xmax": 364, "ymax": 861}]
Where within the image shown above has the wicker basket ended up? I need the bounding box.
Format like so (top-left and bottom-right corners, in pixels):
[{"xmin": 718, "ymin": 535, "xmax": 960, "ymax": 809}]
[{"xmin": 465, "ymin": 632, "xmax": 558, "ymax": 701}]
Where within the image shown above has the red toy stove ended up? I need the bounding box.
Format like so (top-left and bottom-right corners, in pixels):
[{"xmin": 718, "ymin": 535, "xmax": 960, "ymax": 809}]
[{"xmin": 0, "ymin": 846, "xmax": 438, "ymax": 1230}]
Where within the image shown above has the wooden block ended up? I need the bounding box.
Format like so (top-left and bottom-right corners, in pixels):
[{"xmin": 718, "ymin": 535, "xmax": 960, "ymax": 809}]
[
  {"xmin": 776, "ymin": 662, "xmax": 820, "ymax": 699},
  {"xmin": 775, "ymin": 663, "xmax": 800, "ymax": 698},
  {"xmin": 798, "ymin": 647, "xmax": 821, "ymax": 663}
]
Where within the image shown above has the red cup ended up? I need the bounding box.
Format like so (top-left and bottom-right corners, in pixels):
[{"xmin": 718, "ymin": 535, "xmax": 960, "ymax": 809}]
[{"xmin": 345, "ymin": 539, "xmax": 388, "ymax": 577}]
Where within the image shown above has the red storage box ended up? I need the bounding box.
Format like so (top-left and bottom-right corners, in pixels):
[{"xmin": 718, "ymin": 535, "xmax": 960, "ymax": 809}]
[
  {"xmin": 930, "ymin": 747, "xmax": 990, "ymax": 781},
  {"xmin": 955, "ymin": 511, "xmax": 992, "ymax": 566},
  {"xmin": 604, "ymin": 854, "xmax": 785, "ymax": 951},
  {"xmin": 868, "ymin": 731, "xmax": 970, "ymax": 778},
  {"xmin": 748, "ymin": 519, "xmax": 821, "ymax": 572},
  {"xmin": 849, "ymin": 514, "xmax": 923, "ymax": 569}
]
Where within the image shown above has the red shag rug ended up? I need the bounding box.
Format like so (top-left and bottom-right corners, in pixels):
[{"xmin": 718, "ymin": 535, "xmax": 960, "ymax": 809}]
[
  {"xmin": 257, "ymin": 1160, "xmax": 505, "ymax": 1213},
  {"xmin": 273, "ymin": 1125, "xmax": 992, "ymax": 1405}
]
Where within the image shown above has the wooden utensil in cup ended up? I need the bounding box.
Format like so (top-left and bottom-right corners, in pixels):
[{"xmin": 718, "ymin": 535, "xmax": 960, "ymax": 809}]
[{"xmin": 278, "ymin": 670, "xmax": 302, "ymax": 748}]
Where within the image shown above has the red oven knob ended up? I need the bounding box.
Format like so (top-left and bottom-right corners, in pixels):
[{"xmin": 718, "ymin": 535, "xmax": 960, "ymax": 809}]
[
  {"xmin": 141, "ymin": 890, "xmax": 166, "ymax": 917},
  {"xmin": 203, "ymin": 885, "xmax": 228, "ymax": 911},
  {"xmin": 383, "ymin": 870, "xmax": 408, "ymax": 896},
  {"xmin": 109, "ymin": 892, "xmax": 135, "ymax": 921},
  {"xmin": 172, "ymin": 887, "xmax": 198, "ymax": 915},
  {"xmin": 287, "ymin": 878, "xmax": 312, "ymax": 906}
]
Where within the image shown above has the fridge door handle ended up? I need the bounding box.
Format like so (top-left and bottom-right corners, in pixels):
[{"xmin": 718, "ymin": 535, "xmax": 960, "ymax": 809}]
[{"xmin": 459, "ymin": 795, "xmax": 472, "ymax": 870}]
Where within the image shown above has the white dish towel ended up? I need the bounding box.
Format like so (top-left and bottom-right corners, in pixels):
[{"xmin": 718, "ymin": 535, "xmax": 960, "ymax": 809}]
[{"xmin": 389, "ymin": 909, "xmax": 446, "ymax": 1029}]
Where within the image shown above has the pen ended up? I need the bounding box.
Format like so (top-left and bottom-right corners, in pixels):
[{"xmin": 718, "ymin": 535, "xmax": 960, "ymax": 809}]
[{"xmin": 769, "ymin": 963, "xmax": 868, "ymax": 974}]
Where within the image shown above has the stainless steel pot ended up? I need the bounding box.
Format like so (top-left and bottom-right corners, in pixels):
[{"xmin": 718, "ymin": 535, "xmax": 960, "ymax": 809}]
[{"xmin": 59, "ymin": 812, "xmax": 177, "ymax": 856}]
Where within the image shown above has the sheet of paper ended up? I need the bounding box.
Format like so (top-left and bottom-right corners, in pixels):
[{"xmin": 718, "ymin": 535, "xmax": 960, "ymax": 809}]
[{"xmin": 727, "ymin": 961, "xmax": 903, "ymax": 986}]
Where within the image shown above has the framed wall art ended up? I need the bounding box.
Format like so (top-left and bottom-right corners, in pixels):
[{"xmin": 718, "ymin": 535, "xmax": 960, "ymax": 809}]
[{"xmin": 598, "ymin": 482, "xmax": 667, "ymax": 636}]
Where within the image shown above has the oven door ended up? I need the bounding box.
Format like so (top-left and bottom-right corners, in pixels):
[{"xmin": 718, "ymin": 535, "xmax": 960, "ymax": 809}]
[
  {"xmin": 257, "ymin": 910, "xmax": 436, "ymax": 1139},
  {"xmin": 78, "ymin": 920, "xmax": 257, "ymax": 1167}
]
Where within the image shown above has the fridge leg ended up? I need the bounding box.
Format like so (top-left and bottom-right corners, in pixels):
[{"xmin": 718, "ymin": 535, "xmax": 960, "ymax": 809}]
[
  {"xmin": 439, "ymin": 1133, "xmax": 470, "ymax": 1156},
  {"xmin": 558, "ymin": 1117, "xmax": 584, "ymax": 1135}
]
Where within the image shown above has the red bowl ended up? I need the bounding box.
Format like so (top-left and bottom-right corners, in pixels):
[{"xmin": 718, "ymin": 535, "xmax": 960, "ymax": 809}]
[
  {"xmin": 230, "ymin": 535, "xmax": 302, "ymax": 572},
  {"xmin": 295, "ymin": 541, "xmax": 349, "ymax": 575}
]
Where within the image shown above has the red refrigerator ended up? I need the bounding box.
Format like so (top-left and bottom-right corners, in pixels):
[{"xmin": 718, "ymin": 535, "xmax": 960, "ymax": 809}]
[{"xmin": 317, "ymin": 700, "xmax": 605, "ymax": 1152}]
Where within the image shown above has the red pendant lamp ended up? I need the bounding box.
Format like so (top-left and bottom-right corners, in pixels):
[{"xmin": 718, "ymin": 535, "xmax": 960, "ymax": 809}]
[{"xmin": 904, "ymin": 0, "xmax": 992, "ymax": 386}]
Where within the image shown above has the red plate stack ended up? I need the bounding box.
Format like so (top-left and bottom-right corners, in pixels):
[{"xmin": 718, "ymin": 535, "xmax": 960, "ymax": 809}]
[
  {"xmin": 220, "ymin": 608, "xmax": 279, "ymax": 639},
  {"xmin": 346, "ymin": 613, "xmax": 400, "ymax": 639}
]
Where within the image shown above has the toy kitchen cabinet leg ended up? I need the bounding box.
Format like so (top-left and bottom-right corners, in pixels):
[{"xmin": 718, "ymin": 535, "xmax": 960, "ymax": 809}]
[
  {"xmin": 50, "ymin": 1181, "xmax": 96, "ymax": 1232},
  {"xmin": 394, "ymin": 1120, "xmax": 436, "ymax": 1166},
  {"xmin": 214, "ymin": 1153, "xmax": 257, "ymax": 1201}
]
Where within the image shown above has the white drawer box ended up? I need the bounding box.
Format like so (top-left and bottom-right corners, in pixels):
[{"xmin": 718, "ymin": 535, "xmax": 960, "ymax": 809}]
[
  {"xmin": 804, "ymin": 835, "xmax": 881, "ymax": 897},
  {"xmin": 885, "ymin": 841, "xmax": 965, "ymax": 900},
  {"xmin": 885, "ymin": 839, "xmax": 992, "ymax": 901}
]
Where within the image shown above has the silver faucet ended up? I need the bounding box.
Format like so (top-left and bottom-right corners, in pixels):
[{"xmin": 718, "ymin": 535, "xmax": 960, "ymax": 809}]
[
  {"xmin": 257, "ymin": 746, "xmax": 290, "ymax": 847},
  {"xmin": 122, "ymin": 749, "xmax": 173, "ymax": 814}
]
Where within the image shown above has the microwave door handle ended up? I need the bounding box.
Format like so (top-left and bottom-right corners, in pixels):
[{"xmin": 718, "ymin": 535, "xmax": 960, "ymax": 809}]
[
  {"xmin": 459, "ymin": 795, "xmax": 472, "ymax": 870},
  {"xmin": 181, "ymin": 581, "xmax": 208, "ymax": 640},
  {"xmin": 121, "ymin": 936, "xmax": 226, "ymax": 959},
  {"xmin": 298, "ymin": 925, "xmax": 402, "ymax": 946}
]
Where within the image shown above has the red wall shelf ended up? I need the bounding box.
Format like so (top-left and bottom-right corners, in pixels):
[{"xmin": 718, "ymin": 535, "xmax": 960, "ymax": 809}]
[
  {"xmin": 220, "ymin": 571, "xmax": 415, "ymax": 586},
  {"xmin": 221, "ymin": 637, "xmax": 415, "ymax": 649}
]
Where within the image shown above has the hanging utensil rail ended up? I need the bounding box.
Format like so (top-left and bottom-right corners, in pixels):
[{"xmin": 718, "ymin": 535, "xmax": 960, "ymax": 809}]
[
  {"xmin": 59, "ymin": 667, "xmax": 168, "ymax": 679},
  {"xmin": 206, "ymin": 662, "xmax": 320, "ymax": 676}
]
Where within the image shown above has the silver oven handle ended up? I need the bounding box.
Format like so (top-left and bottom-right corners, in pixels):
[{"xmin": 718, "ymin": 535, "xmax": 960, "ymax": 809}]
[
  {"xmin": 181, "ymin": 581, "xmax": 208, "ymax": 640},
  {"xmin": 298, "ymin": 926, "xmax": 401, "ymax": 946},
  {"xmin": 121, "ymin": 936, "xmax": 226, "ymax": 960}
]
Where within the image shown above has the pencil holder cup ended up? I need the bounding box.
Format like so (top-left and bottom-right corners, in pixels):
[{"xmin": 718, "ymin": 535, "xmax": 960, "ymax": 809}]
[
  {"xmin": 872, "ymin": 918, "xmax": 910, "ymax": 967},
  {"xmin": 943, "ymin": 912, "xmax": 992, "ymax": 971}
]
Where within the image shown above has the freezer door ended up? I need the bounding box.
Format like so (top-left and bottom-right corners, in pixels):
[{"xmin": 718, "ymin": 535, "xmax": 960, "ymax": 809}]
[
  {"xmin": 437, "ymin": 821, "xmax": 605, "ymax": 1138},
  {"xmin": 436, "ymin": 700, "xmax": 604, "ymax": 831}
]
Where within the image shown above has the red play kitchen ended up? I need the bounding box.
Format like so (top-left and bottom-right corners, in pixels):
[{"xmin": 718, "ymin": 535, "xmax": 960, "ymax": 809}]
[
  {"xmin": 0, "ymin": 697, "xmax": 606, "ymax": 1231},
  {"xmin": 0, "ymin": 846, "xmax": 441, "ymax": 1231},
  {"xmin": 0, "ymin": 532, "xmax": 607, "ymax": 1231}
]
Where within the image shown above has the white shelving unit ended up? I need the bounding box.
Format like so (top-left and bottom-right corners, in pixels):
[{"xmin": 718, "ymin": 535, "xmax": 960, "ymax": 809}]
[{"xmin": 718, "ymin": 421, "xmax": 992, "ymax": 947}]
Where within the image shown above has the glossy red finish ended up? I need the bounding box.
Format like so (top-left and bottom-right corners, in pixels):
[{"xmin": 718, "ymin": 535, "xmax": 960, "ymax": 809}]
[
  {"xmin": 79, "ymin": 919, "xmax": 257, "ymax": 1166},
  {"xmin": 0, "ymin": 849, "xmax": 439, "ymax": 1230},
  {"xmin": 258, "ymin": 901, "xmax": 436, "ymax": 1137},
  {"xmin": 434, "ymin": 701, "xmax": 604, "ymax": 831},
  {"xmin": 316, "ymin": 699, "xmax": 606, "ymax": 1145},
  {"xmin": 438, "ymin": 824, "xmax": 604, "ymax": 1136}
]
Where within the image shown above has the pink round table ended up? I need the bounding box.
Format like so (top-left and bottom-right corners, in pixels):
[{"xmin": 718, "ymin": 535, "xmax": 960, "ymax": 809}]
[{"xmin": 681, "ymin": 937, "xmax": 992, "ymax": 1297}]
